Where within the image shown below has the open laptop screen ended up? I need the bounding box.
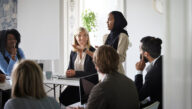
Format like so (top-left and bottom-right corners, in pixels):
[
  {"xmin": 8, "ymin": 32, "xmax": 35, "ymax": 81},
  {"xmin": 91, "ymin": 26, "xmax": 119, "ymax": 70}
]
[{"xmin": 79, "ymin": 73, "xmax": 98, "ymax": 104}]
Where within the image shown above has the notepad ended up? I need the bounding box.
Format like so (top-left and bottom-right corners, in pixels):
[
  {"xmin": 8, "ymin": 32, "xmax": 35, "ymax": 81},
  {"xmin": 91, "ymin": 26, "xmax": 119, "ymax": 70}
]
[{"xmin": 0, "ymin": 80, "xmax": 12, "ymax": 90}]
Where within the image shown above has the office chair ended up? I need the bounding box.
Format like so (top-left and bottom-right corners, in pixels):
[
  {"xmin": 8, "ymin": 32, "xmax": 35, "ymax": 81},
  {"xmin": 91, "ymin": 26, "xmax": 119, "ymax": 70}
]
[{"xmin": 142, "ymin": 101, "xmax": 160, "ymax": 109}]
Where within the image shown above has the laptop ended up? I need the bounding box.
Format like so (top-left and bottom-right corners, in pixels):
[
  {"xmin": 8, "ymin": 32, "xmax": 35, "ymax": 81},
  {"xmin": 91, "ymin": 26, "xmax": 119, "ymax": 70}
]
[
  {"xmin": 79, "ymin": 73, "xmax": 99, "ymax": 104},
  {"xmin": 38, "ymin": 63, "xmax": 43, "ymax": 71}
]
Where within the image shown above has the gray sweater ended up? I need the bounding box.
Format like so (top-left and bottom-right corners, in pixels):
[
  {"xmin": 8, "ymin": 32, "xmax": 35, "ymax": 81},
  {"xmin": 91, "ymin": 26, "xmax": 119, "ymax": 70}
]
[{"xmin": 4, "ymin": 96, "xmax": 60, "ymax": 109}]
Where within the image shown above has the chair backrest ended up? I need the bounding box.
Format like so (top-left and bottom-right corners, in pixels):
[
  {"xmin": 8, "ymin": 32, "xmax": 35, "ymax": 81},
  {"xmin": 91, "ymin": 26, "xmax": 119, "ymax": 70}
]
[
  {"xmin": 79, "ymin": 73, "xmax": 98, "ymax": 104},
  {"xmin": 142, "ymin": 101, "xmax": 160, "ymax": 109}
]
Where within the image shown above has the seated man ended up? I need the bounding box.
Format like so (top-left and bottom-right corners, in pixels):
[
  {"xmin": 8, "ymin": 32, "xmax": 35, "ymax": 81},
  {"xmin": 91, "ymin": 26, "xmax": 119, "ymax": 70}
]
[
  {"xmin": 78, "ymin": 45, "xmax": 139, "ymax": 109},
  {"xmin": 135, "ymin": 36, "xmax": 162, "ymax": 109}
]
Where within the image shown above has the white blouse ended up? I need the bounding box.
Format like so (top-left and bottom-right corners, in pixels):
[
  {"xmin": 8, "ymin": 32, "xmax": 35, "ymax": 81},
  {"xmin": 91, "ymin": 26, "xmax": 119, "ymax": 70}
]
[{"xmin": 74, "ymin": 52, "xmax": 86, "ymax": 71}]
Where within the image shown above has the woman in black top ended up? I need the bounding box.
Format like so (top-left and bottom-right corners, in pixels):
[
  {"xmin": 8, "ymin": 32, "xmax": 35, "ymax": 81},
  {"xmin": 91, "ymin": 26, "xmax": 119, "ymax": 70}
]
[{"xmin": 59, "ymin": 27, "xmax": 97, "ymax": 106}]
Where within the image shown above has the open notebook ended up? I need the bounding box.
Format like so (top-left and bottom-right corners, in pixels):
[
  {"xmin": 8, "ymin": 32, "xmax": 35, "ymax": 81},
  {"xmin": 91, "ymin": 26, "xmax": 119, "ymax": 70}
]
[{"xmin": 0, "ymin": 80, "xmax": 11, "ymax": 90}]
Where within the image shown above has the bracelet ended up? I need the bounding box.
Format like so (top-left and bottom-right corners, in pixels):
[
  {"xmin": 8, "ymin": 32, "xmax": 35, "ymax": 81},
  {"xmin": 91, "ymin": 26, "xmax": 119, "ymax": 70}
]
[{"xmin": 83, "ymin": 48, "xmax": 87, "ymax": 52}]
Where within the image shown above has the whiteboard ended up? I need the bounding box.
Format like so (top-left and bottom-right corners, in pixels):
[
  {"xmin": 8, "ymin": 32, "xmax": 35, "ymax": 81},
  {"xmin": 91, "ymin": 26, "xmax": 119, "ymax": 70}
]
[{"xmin": 17, "ymin": 0, "xmax": 60, "ymax": 59}]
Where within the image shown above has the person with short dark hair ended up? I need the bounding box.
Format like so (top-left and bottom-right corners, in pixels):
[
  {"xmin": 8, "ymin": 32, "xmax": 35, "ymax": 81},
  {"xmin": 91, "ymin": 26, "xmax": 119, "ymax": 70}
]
[
  {"xmin": 4, "ymin": 60, "xmax": 60, "ymax": 109},
  {"xmin": 0, "ymin": 29, "xmax": 25, "ymax": 76},
  {"xmin": 84, "ymin": 45, "xmax": 139, "ymax": 109},
  {"xmin": 135, "ymin": 36, "xmax": 163, "ymax": 109}
]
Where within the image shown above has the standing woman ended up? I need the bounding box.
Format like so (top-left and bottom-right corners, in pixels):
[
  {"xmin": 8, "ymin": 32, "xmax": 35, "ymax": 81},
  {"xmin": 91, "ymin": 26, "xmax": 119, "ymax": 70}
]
[
  {"xmin": 59, "ymin": 27, "xmax": 97, "ymax": 106},
  {"xmin": 0, "ymin": 29, "xmax": 25, "ymax": 76},
  {"xmin": 104, "ymin": 11, "xmax": 129, "ymax": 74}
]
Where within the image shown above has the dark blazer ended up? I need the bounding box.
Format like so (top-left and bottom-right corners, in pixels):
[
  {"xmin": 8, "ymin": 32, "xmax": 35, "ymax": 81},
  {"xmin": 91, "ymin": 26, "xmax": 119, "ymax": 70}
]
[
  {"xmin": 86, "ymin": 72, "xmax": 140, "ymax": 109},
  {"xmin": 135, "ymin": 56, "xmax": 162, "ymax": 109},
  {"xmin": 68, "ymin": 46, "xmax": 97, "ymax": 77},
  {"xmin": 59, "ymin": 46, "xmax": 97, "ymax": 106}
]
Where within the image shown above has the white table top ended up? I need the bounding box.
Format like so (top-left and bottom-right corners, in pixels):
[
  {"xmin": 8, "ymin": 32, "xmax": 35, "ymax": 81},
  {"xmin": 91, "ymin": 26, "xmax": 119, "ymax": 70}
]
[{"xmin": 43, "ymin": 77, "xmax": 80, "ymax": 86}]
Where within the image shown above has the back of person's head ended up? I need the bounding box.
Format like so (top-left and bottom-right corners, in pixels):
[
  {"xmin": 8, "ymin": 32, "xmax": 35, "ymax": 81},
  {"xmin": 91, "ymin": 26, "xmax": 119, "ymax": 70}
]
[
  {"xmin": 93, "ymin": 45, "xmax": 119, "ymax": 74},
  {"xmin": 73, "ymin": 27, "xmax": 90, "ymax": 50},
  {"xmin": 141, "ymin": 36, "xmax": 162, "ymax": 58},
  {"xmin": 11, "ymin": 60, "xmax": 46, "ymax": 99},
  {"xmin": 110, "ymin": 11, "xmax": 127, "ymax": 30},
  {"xmin": 6, "ymin": 29, "xmax": 21, "ymax": 48}
]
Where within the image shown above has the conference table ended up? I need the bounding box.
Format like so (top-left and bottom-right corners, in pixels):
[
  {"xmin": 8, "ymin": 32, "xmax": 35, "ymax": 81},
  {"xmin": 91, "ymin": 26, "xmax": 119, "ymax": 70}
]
[
  {"xmin": 43, "ymin": 75, "xmax": 80, "ymax": 98},
  {"xmin": 0, "ymin": 75, "xmax": 79, "ymax": 107}
]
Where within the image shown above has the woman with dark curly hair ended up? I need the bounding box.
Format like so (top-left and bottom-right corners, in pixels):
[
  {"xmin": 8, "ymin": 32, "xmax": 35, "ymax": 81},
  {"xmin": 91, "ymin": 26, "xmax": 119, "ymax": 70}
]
[{"xmin": 0, "ymin": 29, "xmax": 25, "ymax": 76}]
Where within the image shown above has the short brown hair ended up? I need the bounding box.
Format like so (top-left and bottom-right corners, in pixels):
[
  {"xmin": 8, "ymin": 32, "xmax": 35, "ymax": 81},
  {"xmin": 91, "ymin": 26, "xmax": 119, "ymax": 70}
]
[
  {"xmin": 93, "ymin": 45, "xmax": 119, "ymax": 74},
  {"xmin": 11, "ymin": 60, "xmax": 46, "ymax": 99}
]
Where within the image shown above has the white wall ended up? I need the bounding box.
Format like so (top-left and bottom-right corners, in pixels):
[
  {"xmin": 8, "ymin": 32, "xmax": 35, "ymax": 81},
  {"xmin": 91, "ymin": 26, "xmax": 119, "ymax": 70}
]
[
  {"xmin": 125, "ymin": 0, "xmax": 165, "ymax": 80},
  {"xmin": 164, "ymin": 0, "xmax": 192, "ymax": 108},
  {"xmin": 18, "ymin": 0, "xmax": 60, "ymax": 60},
  {"xmin": 63, "ymin": 0, "xmax": 80, "ymax": 73},
  {"xmin": 80, "ymin": 0, "xmax": 125, "ymax": 47}
]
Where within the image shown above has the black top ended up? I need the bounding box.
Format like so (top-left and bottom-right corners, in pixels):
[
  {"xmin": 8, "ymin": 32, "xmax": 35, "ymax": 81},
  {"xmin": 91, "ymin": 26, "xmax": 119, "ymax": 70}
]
[
  {"xmin": 135, "ymin": 56, "xmax": 162, "ymax": 109},
  {"xmin": 67, "ymin": 46, "xmax": 97, "ymax": 77}
]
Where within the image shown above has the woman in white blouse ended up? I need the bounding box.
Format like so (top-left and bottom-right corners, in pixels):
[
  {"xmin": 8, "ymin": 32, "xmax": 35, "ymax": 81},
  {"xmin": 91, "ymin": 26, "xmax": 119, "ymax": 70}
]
[{"xmin": 59, "ymin": 27, "xmax": 97, "ymax": 106}]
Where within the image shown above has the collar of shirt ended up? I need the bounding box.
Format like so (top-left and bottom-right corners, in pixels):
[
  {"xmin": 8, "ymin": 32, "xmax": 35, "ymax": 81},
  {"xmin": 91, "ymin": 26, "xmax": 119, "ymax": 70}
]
[
  {"xmin": 146, "ymin": 55, "xmax": 161, "ymax": 72},
  {"xmin": 151, "ymin": 55, "xmax": 161, "ymax": 66},
  {"xmin": 98, "ymin": 73, "xmax": 106, "ymax": 82},
  {"xmin": 5, "ymin": 50, "xmax": 11, "ymax": 58}
]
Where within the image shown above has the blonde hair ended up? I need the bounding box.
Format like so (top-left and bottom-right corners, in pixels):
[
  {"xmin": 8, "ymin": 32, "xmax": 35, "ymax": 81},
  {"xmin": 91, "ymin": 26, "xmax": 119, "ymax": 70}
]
[
  {"xmin": 11, "ymin": 60, "xmax": 46, "ymax": 99},
  {"xmin": 93, "ymin": 45, "xmax": 119, "ymax": 74},
  {"xmin": 73, "ymin": 27, "xmax": 91, "ymax": 51}
]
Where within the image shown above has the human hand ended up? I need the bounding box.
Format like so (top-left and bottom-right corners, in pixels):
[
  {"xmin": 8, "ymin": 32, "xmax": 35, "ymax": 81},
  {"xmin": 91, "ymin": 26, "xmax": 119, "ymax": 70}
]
[
  {"xmin": 0, "ymin": 74, "xmax": 6, "ymax": 83},
  {"xmin": 95, "ymin": 46, "xmax": 99, "ymax": 48},
  {"xmin": 136, "ymin": 54, "xmax": 146, "ymax": 71},
  {"xmin": 11, "ymin": 48, "xmax": 17, "ymax": 60},
  {"xmin": 72, "ymin": 44, "xmax": 84, "ymax": 51},
  {"xmin": 10, "ymin": 42, "xmax": 17, "ymax": 60},
  {"xmin": 66, "ymin": 69, "xmax": 76, "ymax": 77}
]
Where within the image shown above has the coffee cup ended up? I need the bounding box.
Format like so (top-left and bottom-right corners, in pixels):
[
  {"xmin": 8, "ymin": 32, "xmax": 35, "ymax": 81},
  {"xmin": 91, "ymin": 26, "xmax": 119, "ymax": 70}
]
[{"xmin": 45, "ymin": 71, "xmax": 52, "ymax": 80}]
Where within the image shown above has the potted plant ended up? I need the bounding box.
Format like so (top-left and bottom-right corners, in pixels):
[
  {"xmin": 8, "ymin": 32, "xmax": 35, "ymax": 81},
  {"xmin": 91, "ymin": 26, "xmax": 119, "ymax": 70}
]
[{"xmin": 81, "ymin": 10, "xmax": 96, "ymax": 32}]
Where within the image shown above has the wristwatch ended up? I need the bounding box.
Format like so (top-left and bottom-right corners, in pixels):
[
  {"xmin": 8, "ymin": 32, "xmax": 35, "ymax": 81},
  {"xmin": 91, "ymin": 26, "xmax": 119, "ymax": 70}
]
[{"xmin": 83, "ymin": 48, "xmax": 87, "ymax": 52}]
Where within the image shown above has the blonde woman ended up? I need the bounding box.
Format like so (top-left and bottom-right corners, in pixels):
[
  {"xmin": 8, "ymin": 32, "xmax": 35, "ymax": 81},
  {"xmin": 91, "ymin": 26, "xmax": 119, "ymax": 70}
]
[
  {"xmin": 59, "ymin": 27, "xmax": 97, "ymax": 106},
  {"xmin": 4, "ymin": 60, "xmax": 60, "ymax": 109}
]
